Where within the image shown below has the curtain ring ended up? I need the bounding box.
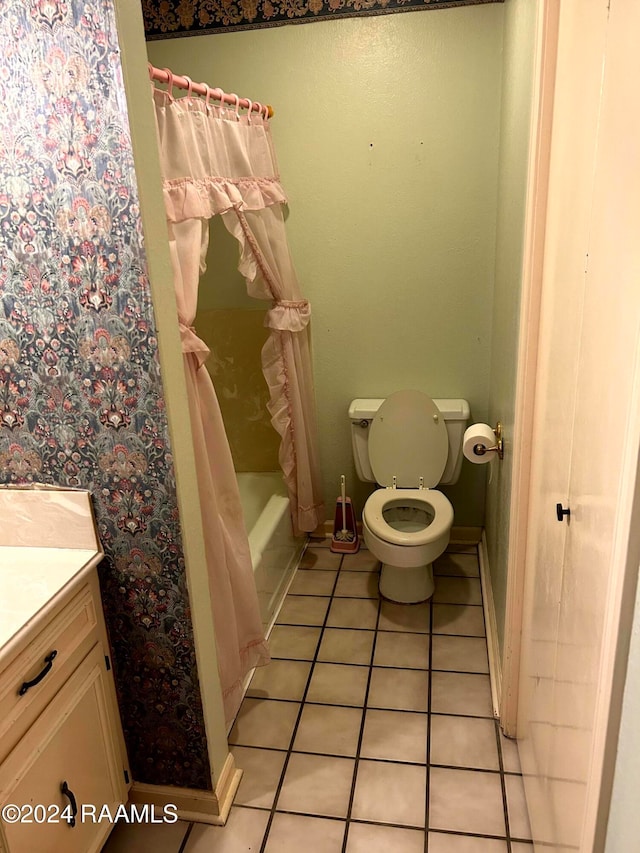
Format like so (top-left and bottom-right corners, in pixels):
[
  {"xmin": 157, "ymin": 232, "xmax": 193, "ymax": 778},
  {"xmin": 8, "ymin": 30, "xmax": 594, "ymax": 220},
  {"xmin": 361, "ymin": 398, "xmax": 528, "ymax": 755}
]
[
  {"xmin": 211, "ymin": 87, "xmax": 225, "ymax": 110},
  {"xmin": 201, "ymin": 83, "xmax": 212, "ymax": 110},
  {"xmin": 183, "ymin": 75, "xmax": 195, "ymax": 100},
  {"xmin": 162, "ymin": 68, "xmax": 175, "ymax": 100},
  {"xmin": 245, "ymin": 99, "xmax": 253, "ymax": 123},
  {"xmin": 263, "ymin": 104, "xmax": 270, "ymax": 121},
  {"xmin": 253, "ymin": 101, "xmax": 263, "ymax": 121},
  {"xmin": 228, "ymin": 93, "xmax": 240, "ymax": 120}
]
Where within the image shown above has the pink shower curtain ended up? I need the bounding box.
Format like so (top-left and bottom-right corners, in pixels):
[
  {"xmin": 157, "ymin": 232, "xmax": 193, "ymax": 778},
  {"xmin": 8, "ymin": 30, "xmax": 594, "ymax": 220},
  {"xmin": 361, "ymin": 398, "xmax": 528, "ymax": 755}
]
[
  {"xmin": 166, "ymin": 215, "xmax": 270, "ymax": 727},
  {"xmin": 153, "ymin": 88, "xmax": 325, "ymax": 724}
]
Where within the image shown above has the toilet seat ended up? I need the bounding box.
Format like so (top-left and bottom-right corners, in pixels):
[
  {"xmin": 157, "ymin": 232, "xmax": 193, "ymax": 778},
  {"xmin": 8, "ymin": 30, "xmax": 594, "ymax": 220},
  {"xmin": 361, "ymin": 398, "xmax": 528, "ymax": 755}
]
[
  {"xmin": 363, "ymin": 488, "xmax": 453, "ymax": 547},
  {"xmin": 369, "ymin": 390, "xmax": 448, "ymax": 488}
]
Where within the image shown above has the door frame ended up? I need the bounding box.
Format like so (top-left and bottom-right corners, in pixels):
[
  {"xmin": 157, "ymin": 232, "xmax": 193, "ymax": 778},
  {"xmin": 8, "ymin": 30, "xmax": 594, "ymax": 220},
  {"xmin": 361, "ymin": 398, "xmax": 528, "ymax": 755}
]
[
  {"xmin": 501, "ymin": 0, "xmax": 640, "ymax": 848},
  {"xmin": 499, "ymin": 0, "xmax": 559, "ymax": 738}
]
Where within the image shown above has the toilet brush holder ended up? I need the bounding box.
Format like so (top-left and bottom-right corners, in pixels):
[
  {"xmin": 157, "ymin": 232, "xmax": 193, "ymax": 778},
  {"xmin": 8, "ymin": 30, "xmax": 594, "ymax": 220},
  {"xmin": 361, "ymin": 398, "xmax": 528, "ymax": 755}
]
[{"xmin": 330, "ymin": 475, "xmax": 360, "ymax": 554}]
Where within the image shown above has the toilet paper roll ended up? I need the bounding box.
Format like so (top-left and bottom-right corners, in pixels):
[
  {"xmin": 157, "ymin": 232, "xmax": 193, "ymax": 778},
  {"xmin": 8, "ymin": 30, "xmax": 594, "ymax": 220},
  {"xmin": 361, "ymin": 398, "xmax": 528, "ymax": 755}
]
[{"xmin": 463, "ymin": 423, "xmax": 498, "ymax": 464}]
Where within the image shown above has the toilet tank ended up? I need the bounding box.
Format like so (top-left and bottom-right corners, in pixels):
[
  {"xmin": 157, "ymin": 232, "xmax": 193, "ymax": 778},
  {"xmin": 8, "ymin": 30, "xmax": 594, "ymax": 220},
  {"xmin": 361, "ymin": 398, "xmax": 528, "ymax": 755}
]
[{"xmin": 348, "ymin": 397, "xmax": 471, "ymax": 486}]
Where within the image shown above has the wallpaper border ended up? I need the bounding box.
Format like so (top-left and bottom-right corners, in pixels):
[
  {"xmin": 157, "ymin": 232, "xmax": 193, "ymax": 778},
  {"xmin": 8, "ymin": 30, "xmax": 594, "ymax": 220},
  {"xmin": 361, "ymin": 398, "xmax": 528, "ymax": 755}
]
[{"xmin": 143, "ymin": 0, "xmax": 504, "ymax": 40}]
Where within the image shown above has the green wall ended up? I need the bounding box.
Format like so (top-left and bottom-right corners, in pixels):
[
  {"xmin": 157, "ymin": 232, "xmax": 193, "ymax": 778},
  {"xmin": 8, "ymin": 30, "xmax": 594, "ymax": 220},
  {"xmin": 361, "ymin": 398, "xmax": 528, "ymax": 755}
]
[
  {"xmin": 147, "ymin": 5, "xmax": 505, "ymax": 526},
  {"xmin": 485, "ymin": 0, "xmax": 537, "ymax": 649}
]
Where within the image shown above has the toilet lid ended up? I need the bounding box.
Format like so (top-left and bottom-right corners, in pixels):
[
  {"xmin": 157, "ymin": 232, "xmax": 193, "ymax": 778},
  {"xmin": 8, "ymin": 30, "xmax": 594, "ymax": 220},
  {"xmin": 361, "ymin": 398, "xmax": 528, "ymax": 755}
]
[{"xmin": 369, "ymin": 390, "xmax": 448, "ymax": 488}]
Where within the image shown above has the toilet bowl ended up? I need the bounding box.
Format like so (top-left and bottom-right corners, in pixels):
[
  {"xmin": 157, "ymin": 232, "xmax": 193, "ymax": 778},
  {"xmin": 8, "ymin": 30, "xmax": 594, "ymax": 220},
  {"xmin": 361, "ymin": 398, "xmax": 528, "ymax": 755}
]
[
  {"xmin": 363, "ymin": 488, "xmax": 454, "ymax": 602},
  {"xmin": 349, "ymin": 391, "xmax": 469, "ymax": 604}
]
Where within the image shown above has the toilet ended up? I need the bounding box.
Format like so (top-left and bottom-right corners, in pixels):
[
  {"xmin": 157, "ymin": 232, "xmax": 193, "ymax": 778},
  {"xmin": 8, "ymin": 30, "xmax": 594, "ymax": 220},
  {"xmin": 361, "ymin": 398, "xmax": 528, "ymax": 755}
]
[{"xmin": 349, "ymin": 391, "xmax": 470, "ymax": 603}]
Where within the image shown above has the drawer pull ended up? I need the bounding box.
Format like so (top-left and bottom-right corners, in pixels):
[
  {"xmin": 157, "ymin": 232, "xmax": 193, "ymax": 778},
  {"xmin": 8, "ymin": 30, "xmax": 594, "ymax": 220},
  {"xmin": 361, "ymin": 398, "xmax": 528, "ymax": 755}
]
[
  {"xmin": 18, "ymin": 650, "xmax": 58, "ymax": 696},
  {"xmin": 60, "ymin": 781, "xmax": 78, "ymax": 828}
]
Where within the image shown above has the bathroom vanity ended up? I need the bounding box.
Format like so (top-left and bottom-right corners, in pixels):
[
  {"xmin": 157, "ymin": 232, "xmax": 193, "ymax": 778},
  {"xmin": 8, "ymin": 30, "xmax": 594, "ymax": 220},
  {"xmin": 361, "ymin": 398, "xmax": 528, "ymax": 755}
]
[{"xmin": 0, "ymin": 489, "xmax": 129, "ymax": 853}]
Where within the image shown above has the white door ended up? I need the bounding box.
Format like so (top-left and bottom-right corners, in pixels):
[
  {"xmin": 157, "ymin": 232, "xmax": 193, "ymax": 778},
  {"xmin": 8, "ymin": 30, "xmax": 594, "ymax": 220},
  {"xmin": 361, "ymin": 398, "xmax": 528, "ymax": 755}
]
[{"xmin": 517, "ymin": 0, "xmax": 640, "ymax": 850}]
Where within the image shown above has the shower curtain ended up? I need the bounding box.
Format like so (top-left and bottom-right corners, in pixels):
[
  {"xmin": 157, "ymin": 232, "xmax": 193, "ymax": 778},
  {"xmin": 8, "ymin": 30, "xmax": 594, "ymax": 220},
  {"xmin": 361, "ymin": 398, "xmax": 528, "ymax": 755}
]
[{"xmin": 153, "ymin": 87, "xmax": 325, "ymax": 725}]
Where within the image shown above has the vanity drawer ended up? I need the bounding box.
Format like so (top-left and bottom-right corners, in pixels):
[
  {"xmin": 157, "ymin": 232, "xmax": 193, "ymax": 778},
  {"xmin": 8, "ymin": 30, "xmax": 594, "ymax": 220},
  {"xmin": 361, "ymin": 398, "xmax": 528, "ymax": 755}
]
[{"xmin": 0, "ymin": 584, "xmax": 98, "ymax": 756}]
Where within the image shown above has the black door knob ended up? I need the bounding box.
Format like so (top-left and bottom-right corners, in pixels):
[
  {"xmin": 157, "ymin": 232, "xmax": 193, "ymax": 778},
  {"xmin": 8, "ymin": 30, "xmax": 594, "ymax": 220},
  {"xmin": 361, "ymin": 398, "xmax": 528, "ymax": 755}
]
[{"xmin": 556, "ymin": 503, "xmax": 570, "ymax": 522}]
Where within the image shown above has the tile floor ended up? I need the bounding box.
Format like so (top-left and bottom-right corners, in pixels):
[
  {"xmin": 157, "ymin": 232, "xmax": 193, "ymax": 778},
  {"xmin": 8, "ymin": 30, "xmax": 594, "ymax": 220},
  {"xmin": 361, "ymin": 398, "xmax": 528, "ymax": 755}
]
[{"xmin": 104, "ymin": 541, "xmax": 533, "ymax": 853}]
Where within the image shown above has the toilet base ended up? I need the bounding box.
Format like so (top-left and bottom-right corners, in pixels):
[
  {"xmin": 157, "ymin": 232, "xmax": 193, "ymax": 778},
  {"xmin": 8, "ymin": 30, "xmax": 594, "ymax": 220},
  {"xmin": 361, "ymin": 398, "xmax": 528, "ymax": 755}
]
[{"xmin": 379, "ymin": 562, "xmax": 435, "ymax": 604}]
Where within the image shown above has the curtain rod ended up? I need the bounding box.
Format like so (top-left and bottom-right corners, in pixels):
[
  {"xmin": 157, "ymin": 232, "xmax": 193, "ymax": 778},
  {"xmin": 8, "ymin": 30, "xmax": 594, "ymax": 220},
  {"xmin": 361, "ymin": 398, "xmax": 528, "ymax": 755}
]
[{"xmin": 148, "ymin": 63, "xmax": 274, "ymax": 119}]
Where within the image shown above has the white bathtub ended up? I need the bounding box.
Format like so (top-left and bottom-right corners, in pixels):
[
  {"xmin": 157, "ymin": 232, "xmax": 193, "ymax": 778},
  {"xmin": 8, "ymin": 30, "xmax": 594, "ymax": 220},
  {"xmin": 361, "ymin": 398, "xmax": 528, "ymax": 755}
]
[{"xmin": 236, "ymin": 472, "xmax": 305, "ymax": 630}]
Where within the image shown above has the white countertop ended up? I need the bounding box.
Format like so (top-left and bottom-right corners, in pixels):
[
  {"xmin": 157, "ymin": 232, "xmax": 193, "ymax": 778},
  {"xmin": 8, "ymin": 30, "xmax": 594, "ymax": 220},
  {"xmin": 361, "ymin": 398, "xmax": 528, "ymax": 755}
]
[{"xmin": 0, "ymin": 547, "xmax": 101, "ymax": 650}]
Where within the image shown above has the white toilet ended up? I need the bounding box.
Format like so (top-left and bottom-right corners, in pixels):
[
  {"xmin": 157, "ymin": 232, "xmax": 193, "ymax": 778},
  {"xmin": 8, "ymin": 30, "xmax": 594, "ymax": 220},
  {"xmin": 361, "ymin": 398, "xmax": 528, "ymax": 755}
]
[{"xmin": 349, "ymin": 391, "xmax": 470, "ymax": 603}]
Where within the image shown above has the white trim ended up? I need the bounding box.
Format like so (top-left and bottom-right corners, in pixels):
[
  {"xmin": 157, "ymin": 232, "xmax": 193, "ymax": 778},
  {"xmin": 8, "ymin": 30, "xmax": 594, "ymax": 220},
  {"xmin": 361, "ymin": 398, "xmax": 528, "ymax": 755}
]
[
  {"xmin": 128, "ymin": 753, "xmax": 242, "ymax": 825},
  {"xmin": 500, "ymin": 0, "xmax": 560, "ymax": 737},
  {"xmin": 479, "ymin": 531, "xmax": 502, "ymax": 719},
  {"xmin": 128, "ymin": 781, "xmax": 226, "ymax": 825},
  {"xmin": 113, "ymin": 0, "xmax": 230, "ymax": 781},
  {"xmin": 499, "ymin": 2, "xmax": 640, "ymax": 846},
  {"xmin": 213, "ymin": 752, "xmax": 243, "ymax": 824}
]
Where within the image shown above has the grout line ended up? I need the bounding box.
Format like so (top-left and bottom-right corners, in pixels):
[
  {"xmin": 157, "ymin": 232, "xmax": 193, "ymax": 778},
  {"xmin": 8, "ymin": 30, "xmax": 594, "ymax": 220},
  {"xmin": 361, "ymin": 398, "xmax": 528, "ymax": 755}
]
[
  {"xmin": 424, "ymin": 594, "xmax": 434, "ymax": 853},
  {"xmin": 258, "ymin": 554, "xmax": 344, "ymax": 853},
  {"xmin": 231, "ymin": 750, "xmax": 501, "ymax": 771},
  {"xmin": 340, "ymin": 594, "xmax": 382, "ymax": 853},
  {"xmin": 283, "ymin": 593, "xmax": 378, "ymax": 600},
  {"xmin": 270, "ymin": 651, "xmax": 491, "ymax": 679},
  {"xmin": 493, "ymin": 668, "xmax": 513, "ymax": 851},
  {"xmin": 236, "ymin": 802, "xmax": 515, "ymax": 843},
  {"xmin": 228, "ymin": 741, "xmax": 520, "ymax": 777},
  {"xmin": 475, "ymin": 555, "xmax": 512, "ymax": 852},
  {"xmin": 427, "ymin": 827, "xmax": 512, "ymax": 842},
  {"xmin": 275, "ymin": 621, "xmax": 486, "ymax": 640},
  {"xmin": 176, "ymin": 821, "xmax": 194, "ymax": 853},
  {"xmin": 283, "ymin": 592, "xmax": 484, "ymax": 608}
]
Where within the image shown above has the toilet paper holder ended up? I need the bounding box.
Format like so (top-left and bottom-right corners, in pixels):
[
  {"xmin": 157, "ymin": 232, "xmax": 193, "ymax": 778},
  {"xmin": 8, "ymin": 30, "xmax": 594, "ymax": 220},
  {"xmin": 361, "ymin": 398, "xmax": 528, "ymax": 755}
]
[{"xmin": 473, "ymin": 422, "xmax": 504, "ymax": 460}]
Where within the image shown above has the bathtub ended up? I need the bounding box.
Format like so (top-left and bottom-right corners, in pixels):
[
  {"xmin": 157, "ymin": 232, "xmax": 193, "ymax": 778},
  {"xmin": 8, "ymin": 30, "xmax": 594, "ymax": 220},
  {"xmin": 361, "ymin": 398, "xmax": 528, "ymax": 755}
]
[{"xmin": 236, "ymin": 471, "xmax": 305, "ymax": 631}]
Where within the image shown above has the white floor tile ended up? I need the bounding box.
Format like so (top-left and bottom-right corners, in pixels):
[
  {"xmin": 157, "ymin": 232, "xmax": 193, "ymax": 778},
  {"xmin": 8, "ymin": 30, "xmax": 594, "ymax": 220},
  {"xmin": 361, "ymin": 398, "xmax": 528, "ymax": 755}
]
[
  {"xmin": 351, "ymin": 760, "xmax": 426, "ymax": 827},
  {"xmin": 428, "ymin": 833, "xmax": 508, "ymax": 852},
  {"xmin": 184, "ymin": 808, "xmax": 269, "ymax": 852},
  {"xmin": 102, "ymin": 820, "xmax": 190, "ymax": 853},
  {"xmin": 347, "ymin": 822, "xmax": 425, "ymax": 852},
  {"xmin": 429, "ymin": 767, "xmax": 506, "ymax": 837},
  {"xmin": 264, "ymin": 813, "xmax": 345, "ymax": 852},
  {"xmin": 230, "ymin": 746, "xmax": 287, "ymax": 809}
]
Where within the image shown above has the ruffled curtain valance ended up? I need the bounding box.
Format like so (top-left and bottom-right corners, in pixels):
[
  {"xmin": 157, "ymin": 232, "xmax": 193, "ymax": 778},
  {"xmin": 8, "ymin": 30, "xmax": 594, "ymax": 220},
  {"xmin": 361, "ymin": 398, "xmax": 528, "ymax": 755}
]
[
  {"xmin": 162, "ymin": 176, "xmax": 288, "ymax": 222},
  {"xmin": 154, "ymin": 91, "xmax": 285, "ymax": 216}
]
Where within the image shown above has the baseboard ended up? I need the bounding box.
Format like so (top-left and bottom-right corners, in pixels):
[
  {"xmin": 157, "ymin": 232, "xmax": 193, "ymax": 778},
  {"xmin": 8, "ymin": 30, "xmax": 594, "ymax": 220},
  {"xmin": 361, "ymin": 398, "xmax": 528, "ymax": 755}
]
[
  {"xmin": 450, "ymin": 526, "xmax": 483, "ymax": 544},
  {"xmin": 213, "ymin": 752, "xmax": 243, "ymax": 824},
  {"xmin": 129, "ymin": 755, "xmax": 242, "ymax": 826},
  {"xmin": 311, "ymin": 521, "xmax": 482, "ymax": 544},
  {"xmin": 479, "ymin": 530, "xmax": 502, "ymax": 718}
]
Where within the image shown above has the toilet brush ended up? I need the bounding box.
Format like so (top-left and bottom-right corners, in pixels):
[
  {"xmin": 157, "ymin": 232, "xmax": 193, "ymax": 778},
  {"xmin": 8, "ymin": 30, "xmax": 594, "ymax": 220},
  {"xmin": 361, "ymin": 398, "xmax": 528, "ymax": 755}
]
[
  {"xmin": 330, "ymin": 475, "xmax": 360, "ymax": 554},
  {"xmin": 335, "ymin": 476, "xmax": 352, "ymax": 542}
]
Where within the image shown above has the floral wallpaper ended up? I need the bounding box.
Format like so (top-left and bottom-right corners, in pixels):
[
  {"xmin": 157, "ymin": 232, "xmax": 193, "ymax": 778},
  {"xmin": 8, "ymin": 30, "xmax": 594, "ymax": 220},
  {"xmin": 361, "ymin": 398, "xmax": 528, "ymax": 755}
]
[
  {"xmin": 143, "ymin": 0, "xmax": 503, "ymax": 37},
  {"xmin": 0, "ymin": 1, "xmax": 211, "ymax": 789}
]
